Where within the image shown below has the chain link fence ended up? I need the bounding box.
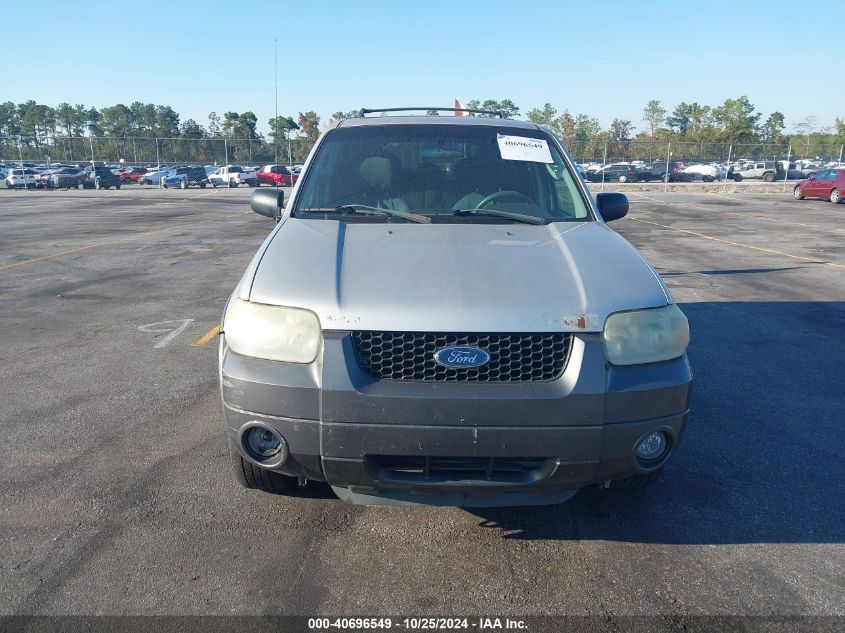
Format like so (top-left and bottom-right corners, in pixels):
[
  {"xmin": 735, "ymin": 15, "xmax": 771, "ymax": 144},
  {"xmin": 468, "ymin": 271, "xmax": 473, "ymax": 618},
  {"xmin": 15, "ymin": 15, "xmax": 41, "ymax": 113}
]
[
  {"xmin": 0, "ymin": 135, "xmax": 314, "ymax": 169},
  {"xmin": 2, "ymin": 135, "xmax": 843, "ymax": 192},
  {"xmin": 571, "ymin": 140, "xmax": 844, "ymax": 167}
]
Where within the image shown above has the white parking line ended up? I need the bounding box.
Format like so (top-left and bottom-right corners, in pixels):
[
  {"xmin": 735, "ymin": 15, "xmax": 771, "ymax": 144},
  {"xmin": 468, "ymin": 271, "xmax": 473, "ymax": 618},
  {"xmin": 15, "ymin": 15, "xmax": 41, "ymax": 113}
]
[
  {"xmin": 628, "ymin": 192, "xmax": 843, "ymax": 232},
  {"xmin": 627, "ymin": 216, "xmax": 845, "ymax": 269}
]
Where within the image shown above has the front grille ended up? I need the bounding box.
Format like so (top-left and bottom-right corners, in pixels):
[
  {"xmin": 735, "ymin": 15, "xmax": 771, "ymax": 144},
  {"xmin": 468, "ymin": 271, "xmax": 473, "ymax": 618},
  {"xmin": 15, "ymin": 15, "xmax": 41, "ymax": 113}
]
[
  {"xmin": 371, "ymin": 455, "xmax": 548, "ymax": 483},
  {"xmin": 350, "ymin": 331, "xmax": 571, "ymax": 382}
]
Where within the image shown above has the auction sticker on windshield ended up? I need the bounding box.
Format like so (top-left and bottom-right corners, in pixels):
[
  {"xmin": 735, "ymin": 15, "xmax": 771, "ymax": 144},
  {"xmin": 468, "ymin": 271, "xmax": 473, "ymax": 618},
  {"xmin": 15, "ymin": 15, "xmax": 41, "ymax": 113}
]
[{"xmin": 497, "ymin": 134, "xmax": 554, "ymax": 163}]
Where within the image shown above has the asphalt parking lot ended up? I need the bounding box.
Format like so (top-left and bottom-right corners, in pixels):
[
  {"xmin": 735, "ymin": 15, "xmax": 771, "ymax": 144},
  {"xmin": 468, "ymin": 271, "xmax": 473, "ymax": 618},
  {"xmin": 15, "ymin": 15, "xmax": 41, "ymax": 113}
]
[{"xmin": 0, "ymin": 187, "xmax": 843, "ymax": 621}]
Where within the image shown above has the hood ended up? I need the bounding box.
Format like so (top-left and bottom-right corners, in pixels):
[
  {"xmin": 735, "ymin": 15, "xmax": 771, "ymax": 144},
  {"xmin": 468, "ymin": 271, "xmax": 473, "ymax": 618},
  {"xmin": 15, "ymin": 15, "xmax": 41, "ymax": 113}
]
[{"xmin": 246, "ymin": 219, "xmax": 669, "ymax": 332}]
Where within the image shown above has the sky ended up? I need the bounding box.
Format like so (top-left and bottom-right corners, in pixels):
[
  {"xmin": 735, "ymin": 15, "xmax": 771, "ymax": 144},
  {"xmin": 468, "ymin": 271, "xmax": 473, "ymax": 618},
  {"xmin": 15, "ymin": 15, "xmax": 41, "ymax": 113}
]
[{"xmin": 4, "ymin": 0, "xmax": 839, "ymax": 136}]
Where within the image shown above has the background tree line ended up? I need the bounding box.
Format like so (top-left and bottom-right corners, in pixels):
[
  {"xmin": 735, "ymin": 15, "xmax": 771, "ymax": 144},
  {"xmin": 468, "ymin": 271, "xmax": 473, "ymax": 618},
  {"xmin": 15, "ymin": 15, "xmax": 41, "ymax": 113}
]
[
  {"xmin": 0, "ymin": 100, "xmax": 321, "ymax": 164},
  {"xmin": 2, "ymin": 97, "xmax": 842, "ymax": 164}
]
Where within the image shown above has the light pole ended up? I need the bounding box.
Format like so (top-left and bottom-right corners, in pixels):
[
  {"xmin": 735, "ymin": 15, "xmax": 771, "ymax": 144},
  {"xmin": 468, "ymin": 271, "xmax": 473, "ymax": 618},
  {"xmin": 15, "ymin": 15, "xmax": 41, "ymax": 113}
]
[{"xmin": 274, "ymin": 38, "xmax": 279, "ymax": 164}]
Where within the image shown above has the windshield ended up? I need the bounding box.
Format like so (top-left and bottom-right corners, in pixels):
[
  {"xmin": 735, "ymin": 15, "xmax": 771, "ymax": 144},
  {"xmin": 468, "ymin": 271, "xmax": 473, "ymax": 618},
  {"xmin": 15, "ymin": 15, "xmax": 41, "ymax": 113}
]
[{"xmin": 293, "ymin": 124, "xmax": 590, "ymax": 223}]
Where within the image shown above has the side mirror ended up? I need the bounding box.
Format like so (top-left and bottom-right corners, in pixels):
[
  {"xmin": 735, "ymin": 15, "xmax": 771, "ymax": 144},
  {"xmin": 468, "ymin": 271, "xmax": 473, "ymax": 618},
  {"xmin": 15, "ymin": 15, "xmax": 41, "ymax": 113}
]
[
  {"xmin": 251, "ymin": 188, "xmax": 284, "ymax": 221},
  {"xmin": 595, "ymin": 192, "xmax": 628, "ymax": 222}
]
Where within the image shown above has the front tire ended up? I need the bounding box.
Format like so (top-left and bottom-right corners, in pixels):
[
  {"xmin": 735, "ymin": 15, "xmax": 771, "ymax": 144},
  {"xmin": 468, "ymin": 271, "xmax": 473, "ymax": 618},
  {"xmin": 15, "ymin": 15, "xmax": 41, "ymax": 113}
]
[
  {"xmin": 702, "ymin": 175, "xmax": 714, "ymax": 182},
  {"xmin": 831, "ymin": 189, "xmax": 841, "ymax": 204},
  {"xmin": 229, "ymin": 441, "xmax": 296, "ymax": 494},
  {"xmin": 733, "ymin": 174, "xmax": 743, "ymax": 182},
  {"xmin": 618, "ymin": 175, "xmax": 627, "ymax": 183},
  {"xmin": 794, "ymin": 186, "xmax": 805, "ymax": 200},
  {"xmin": 763, "ymin": 172, "xmax": 775, "ymax": 183}
]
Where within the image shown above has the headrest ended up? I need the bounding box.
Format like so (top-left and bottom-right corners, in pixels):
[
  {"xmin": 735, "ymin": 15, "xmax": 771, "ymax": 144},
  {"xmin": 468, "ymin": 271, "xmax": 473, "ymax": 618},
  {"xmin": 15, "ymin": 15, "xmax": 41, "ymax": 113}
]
[{"xmin": 360, "ymin": 156, "xmax": 394, "ymax": 188}]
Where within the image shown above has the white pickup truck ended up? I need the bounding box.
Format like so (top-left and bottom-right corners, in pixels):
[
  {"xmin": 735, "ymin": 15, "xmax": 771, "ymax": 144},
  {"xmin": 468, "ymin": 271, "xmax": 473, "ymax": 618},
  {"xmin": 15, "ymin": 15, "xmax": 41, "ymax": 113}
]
[{"xmin": 208, "ymin": 165, "xmax": 258, "ymax": 188}]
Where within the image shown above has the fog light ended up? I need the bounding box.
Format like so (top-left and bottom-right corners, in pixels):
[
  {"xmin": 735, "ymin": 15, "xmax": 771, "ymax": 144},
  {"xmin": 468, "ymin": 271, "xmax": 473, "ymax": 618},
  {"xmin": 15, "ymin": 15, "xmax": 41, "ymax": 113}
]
[
  {"xmin": 636, "ymin": 431, "xmax": 668, "ymax": 462},
  {"xmin": 245, "ymin": 427, "xmax": 282, "ymax": 459}
]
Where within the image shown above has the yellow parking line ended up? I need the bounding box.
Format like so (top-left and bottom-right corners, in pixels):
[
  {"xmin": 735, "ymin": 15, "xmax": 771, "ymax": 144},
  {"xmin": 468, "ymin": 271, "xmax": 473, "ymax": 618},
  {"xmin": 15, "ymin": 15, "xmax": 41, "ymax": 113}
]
[
  {"xmin": 192, "ymin": 325, "xmax": 220, "ymax": 347},
  {"xmin": 0, "ymin": 242, "xmax": 105, "ymax": 271},
  {"xmin": 628, "ymin": 217, "xmax": 845, "ymax": 269}
]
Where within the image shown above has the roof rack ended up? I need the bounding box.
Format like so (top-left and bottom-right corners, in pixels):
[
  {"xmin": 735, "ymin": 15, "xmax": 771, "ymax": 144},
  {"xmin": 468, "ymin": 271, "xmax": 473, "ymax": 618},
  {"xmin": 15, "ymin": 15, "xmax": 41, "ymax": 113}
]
[{"xmin": 357, "ymin": 107, "xmax": 505, "ymax": 119}]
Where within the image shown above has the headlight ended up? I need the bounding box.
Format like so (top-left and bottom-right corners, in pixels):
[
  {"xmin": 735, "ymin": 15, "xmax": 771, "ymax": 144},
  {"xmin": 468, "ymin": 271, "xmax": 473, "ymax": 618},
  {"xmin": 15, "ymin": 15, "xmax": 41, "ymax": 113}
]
[
  {"xmin": 223, "ymin": 299, "xmax": 321, "ymax": 363},
  {"xmin": 604, "ymin": 304, "xmax": 689, "ymax": 366}
]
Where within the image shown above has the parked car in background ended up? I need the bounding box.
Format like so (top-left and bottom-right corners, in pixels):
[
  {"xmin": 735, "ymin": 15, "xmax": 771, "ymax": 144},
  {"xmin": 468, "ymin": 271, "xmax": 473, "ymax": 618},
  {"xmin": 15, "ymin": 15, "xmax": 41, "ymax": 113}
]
[
  {"xmin": 47, "ymin": 167, "xmax": 87, "ymax": 189},
  {"xmin": 207, "ymin": 165, "xmax": 258, "ymax": 187},
  {"xmin": 83, "ymin": 165, "xmax": 121, "ymax": 189},
  {"xmin": 585, "ymin": 164, "xmax": 640, "ymax": 183},
  {"xmin": 730, "ymin": 161, "xmax": 777, "ymax": 182},
  {"xmin": 5, "ymin": 168, "xmax": 37, "ymax": 189},
  {"xmin": 119, "ymin": 167, "xmax": 148, "ymax": 183},
  {"xmin": 162, "ymin": 166, "xmax": 208, "ymax": 189},
  {"xmin": 34, "ymin": 169, "xmax": 57, "ymax": 187},
  {"xmin": 257, "ymin": 164, "xmax": 299, "ymax": 187},
  {"xmin": 793, "ymin": 168, "xmax": 845, "ymax": 204},
  {"xmin": 639, "ymin": 161, "xmax": 691, "ymax": 182},
  {"xmin": 683, "ymin": 163, "xmax": 727, "ymax": 182},
  {"xmin": 138, "ymin": 168, "xmax": 171, "ymax": 185}
]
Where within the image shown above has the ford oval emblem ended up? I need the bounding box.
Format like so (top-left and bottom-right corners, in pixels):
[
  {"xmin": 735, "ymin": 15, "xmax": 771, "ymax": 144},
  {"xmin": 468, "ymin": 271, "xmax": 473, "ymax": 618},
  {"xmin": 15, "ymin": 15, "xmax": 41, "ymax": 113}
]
[{"xmin": 433, "ymin": 346, "xmax": 491, "ymax": 369}]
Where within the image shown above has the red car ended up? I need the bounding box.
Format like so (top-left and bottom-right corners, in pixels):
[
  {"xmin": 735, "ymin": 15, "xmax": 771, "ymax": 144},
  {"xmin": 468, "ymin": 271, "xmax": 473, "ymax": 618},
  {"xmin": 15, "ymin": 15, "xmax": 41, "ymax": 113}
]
[
  {"xmin": 793, "ymin": 168, "xmax": 844, "ymax": 204},
  {"xmin": 257, "ymin": 164, "xmax": 299, "ymax": 187},
  {"xmin": 119, "ymin": 167, "xmax": 149, "ymax": 183}
]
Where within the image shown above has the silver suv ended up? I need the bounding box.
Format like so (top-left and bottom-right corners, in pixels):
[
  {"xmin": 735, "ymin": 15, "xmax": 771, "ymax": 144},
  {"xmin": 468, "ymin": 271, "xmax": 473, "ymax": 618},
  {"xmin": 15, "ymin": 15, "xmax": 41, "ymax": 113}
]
[{"xmin": 219, "ymin": 108, "xmax": 692, "ymax": 507}]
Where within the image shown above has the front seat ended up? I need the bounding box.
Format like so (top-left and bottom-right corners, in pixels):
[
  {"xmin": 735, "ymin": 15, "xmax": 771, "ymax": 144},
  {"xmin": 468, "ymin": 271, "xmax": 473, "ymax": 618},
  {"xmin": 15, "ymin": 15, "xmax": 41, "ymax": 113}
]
[{"xmin": 359, "ymin": 156, "xmax": 409, "ymax": 211}]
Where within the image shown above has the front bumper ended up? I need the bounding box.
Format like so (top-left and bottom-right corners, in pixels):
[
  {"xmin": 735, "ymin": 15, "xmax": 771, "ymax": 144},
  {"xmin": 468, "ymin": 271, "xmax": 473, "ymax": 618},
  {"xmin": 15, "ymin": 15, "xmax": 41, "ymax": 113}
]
[{"xmin": 221, "ymin": 331, "xmax": 692, "ymax": 506}]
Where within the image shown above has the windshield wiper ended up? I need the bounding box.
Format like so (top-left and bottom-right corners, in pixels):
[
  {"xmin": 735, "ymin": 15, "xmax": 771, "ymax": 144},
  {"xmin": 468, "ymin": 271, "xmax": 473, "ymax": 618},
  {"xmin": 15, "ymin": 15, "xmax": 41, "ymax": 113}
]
[
  {"xmin": 300, "ymin": 205, "xmax": 430, "ymax": 224},
  {"xmin": 451, "ymin": 208, "xmax": 547, "ymax": 225}
]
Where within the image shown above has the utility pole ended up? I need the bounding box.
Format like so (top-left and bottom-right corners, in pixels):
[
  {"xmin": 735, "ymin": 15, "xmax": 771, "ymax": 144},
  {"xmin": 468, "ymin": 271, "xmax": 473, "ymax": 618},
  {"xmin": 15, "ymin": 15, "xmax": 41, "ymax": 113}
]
[{"xmin": 274, "ymin": 38, "xmax": 279, "ymax": 164}]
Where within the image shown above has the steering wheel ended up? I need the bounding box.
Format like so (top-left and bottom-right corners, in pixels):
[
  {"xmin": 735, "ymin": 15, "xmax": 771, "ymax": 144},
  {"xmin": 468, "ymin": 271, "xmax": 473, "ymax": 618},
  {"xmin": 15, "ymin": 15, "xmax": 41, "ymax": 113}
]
[{"xmin": 475, "ymin": 190, "xmax": 537, "ymax": 209}]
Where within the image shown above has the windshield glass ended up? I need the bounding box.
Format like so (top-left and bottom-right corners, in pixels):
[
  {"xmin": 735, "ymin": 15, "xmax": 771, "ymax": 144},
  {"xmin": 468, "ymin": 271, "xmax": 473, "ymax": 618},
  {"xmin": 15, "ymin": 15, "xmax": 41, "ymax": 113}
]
[{"xmin": 293, "ymin": 124, "xmax": 590, "ymax": 223}]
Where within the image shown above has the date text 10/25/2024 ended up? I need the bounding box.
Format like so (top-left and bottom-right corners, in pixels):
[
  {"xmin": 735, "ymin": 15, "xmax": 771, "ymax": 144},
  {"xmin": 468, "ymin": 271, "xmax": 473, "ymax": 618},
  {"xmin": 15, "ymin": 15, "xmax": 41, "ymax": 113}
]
[{"xmin": 308, "ymin": 618, "xmax": 528, "ymax": 631}]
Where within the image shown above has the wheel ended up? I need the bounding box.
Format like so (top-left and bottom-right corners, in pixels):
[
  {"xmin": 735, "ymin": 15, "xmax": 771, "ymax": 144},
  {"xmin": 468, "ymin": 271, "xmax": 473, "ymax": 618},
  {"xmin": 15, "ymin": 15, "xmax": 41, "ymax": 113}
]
[
  {"xmin": 200, "ymin": 182, "xmax": 206, "ymax": 189},
  {"xmin": 733, "ymin": 174, "xmax": 743, "ymax": 182},
  {"xmin": 228, "ymin": 440, "xmax": 295, "ymax": 494},
  {"xmin": 5, "ymin": 181, "xmax": 11, "ymax": 189},
  {"xmin": 618, "ymin": 175, "xmax": 627, "ymax": 183},
  {"xmin": 763, "ymin": 172, "xmax": 775, "ymax": 183},
  {"xmin": 702, "ymin": 175, "xmax": 713, "ymax": 182},
  {"xmin": 793, "ymin": 186, "xmax": 804, "ymax": 200},
  {"xmin": 180, "ymin": 179, "xmax": 187, "ymax": 189},
  {"xmin": 229, "ymin": 179, "xmax": 237, "ymax": 188},
  {"xmin": 661, "ymin": 173, "xmax": 670, "ymax": 183},
  {"xmin": 74, "ymin": 183, "xmax": 79, "ymax": 190},
  {"xmin": 115, "ymin": 183, "xmax": 120, "ymax": 190},
  {"xmin": 831, "ymin": 189, "xmax": 841, "ymax": 204}
]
